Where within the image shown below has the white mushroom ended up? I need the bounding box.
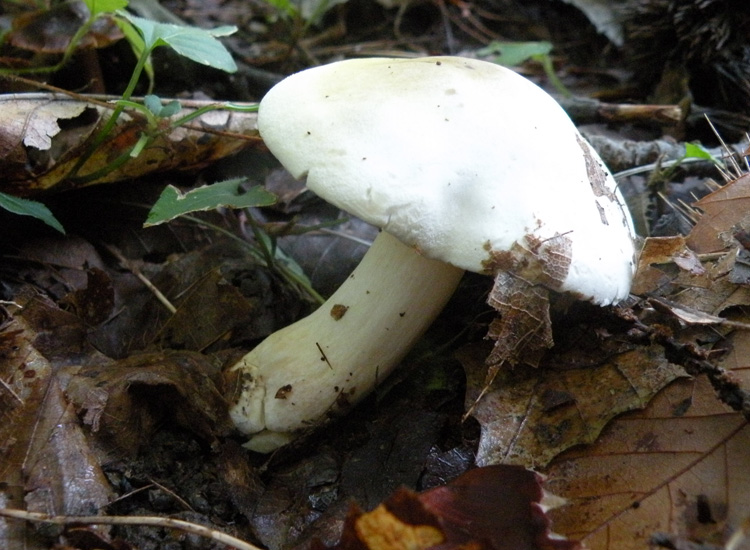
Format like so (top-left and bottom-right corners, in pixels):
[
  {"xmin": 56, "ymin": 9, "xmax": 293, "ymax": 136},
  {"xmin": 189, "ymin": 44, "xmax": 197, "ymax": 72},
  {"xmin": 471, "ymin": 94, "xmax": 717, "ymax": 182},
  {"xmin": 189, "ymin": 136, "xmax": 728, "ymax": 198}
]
[{"xmin": 228, "ymin": 56, "xmax": 636, "ymax": 452}]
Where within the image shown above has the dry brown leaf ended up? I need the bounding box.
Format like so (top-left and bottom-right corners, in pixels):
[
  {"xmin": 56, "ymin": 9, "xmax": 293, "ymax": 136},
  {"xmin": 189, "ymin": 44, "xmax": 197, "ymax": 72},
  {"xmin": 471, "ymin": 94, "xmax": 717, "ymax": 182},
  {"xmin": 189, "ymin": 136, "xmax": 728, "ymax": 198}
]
[
  {"xmin": 485, "ymin": 272, "xmax": 554, "ymax": 369},
  {"xmin": 545, "ymin": 371, "xmax": 749, "ymax": 550},
  {"xmin": 687, "ymin": 173, "xmax": 750, "ymax": 254},
  {"xmin": 460, "ymin": 335, "xmax": 688, "ymax": 468},
  {"xmin": 632, "ymin": 236, "xmax": 705, "ymax": 295},
  {"xmin": 0, "ymin": 94, "xmax": 260, "ymax": 196}
]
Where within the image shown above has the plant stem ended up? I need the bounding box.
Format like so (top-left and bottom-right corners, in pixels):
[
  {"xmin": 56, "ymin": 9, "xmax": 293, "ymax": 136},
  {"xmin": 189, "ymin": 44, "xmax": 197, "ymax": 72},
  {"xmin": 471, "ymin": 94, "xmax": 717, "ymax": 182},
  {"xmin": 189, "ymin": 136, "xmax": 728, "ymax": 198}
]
[{"xmin": 67, "ymin": 44, "xmax": 155, "ymax": 181}]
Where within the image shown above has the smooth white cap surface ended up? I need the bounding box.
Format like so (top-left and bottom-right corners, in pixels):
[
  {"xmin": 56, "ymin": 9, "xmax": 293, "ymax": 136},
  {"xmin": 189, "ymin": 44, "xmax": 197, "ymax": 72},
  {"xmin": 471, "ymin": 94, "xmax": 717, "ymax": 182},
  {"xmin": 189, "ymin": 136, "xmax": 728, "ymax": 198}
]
[{"xmin": 258, "ymin": 56, "xmax": 636, "ymax": 304}]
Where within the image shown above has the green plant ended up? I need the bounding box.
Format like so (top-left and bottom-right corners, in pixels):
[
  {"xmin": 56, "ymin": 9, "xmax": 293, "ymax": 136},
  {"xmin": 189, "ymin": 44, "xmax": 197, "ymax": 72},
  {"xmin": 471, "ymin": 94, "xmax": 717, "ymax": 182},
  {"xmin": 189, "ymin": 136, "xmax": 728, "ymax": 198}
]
[
  {"xmin": 0, "ymin": 2, "xmax": 325, "ymax": 303},
  {"xmin": 0, "ymin": 0, "xmax": 250, "ymax": 231},
  {"xmin": 477, "ymin": 41, "xmax": 571, "ymax": 98},
  {"xmin": 0, "ymin": 191, "xmax": 65, "ymax": 234},
  {"xmin": 266, "ymin": 0, "xmax": 347, "ymax": 26},
  {"xmin": 66, "ymin": 8, "xmax": 240, "ymax": 183}
]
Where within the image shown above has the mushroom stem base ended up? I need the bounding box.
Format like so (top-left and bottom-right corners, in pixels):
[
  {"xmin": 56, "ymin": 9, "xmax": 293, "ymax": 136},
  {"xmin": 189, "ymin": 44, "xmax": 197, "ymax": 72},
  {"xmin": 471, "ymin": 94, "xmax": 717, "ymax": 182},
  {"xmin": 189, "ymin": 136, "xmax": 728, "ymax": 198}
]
[{"xmin": 228, "ymin": 231, "xmax": 464, "ymax": 451}]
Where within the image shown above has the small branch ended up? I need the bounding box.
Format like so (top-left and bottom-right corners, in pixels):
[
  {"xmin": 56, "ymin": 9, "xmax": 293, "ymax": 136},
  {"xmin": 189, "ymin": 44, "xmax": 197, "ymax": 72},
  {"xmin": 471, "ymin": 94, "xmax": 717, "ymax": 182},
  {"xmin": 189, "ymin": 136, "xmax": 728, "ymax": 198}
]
[
  {"xmin": 103, "ymin": 244, "xmax": 177, "ymax": 314},
  {"xmin": 0, "ymin": 508, "xmax": 263, "ymax": 550},
  {"xmin": 618, "ymin": 307, "xmax": 750, "ymax": 421},
  {"xmin": 559, "ymin": 96, "xmax": 683, "ymax": 126},
  {"xmin": 585, "ymin": 132, "xmax": 748, "ymax": 174}
]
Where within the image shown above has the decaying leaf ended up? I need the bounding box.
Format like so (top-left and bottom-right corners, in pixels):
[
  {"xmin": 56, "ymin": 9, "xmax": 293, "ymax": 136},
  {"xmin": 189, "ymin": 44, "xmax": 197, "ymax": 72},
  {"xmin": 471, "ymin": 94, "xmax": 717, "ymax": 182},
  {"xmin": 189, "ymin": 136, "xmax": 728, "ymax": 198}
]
[
  {"xmin": 6, "ymin": 3, "xmax": 123, "ymax": 54},
  {"xmin": 485, "ymin": 272, "xmax": 554, "ymax": 369},
  {"xmin": 315, "ymin": 465, "xmax": 579, "ymax": 550},
  {"xmin": 460, "ymin": 323, "xmax": 688, "ymax": 468},
  {"xmin": 64, "ymin": 350, "xmax": 234, "ymax": 456},
  {"xmin": 0, "ymin": 303, "xmax": 113, "ymax": 549},
  {"xmin": 153, "ymin": 267, "xmax": 258, "ymax": 351},
  {"xmin": 0, "ymin": 94, "xmax": 260, "ymax": 196}
]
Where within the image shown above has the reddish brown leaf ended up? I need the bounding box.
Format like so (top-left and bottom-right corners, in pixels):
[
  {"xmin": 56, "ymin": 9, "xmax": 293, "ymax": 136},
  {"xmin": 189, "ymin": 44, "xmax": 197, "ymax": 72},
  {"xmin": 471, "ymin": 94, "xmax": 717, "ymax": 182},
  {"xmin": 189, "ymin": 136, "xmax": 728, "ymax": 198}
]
[{"xmin": 315, "ymin": 466, "xmax": 578, "ymax": 550}]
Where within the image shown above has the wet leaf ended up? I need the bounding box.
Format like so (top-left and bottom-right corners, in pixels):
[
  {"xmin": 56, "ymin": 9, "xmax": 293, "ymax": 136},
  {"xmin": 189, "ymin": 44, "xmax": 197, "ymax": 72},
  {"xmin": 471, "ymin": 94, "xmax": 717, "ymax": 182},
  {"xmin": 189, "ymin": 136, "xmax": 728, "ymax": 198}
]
[{"xmin": 0, "ymin": 303, "xmax": 113, "ymax": 549}]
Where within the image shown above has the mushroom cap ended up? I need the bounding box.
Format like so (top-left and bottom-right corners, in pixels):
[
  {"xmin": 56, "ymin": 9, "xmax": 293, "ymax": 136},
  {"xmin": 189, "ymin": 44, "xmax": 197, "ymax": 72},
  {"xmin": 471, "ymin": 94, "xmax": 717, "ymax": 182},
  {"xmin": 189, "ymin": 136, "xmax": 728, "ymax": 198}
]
[{"xmin": 258, "ymin": 56, "xmax": 636, "ymax": 305}]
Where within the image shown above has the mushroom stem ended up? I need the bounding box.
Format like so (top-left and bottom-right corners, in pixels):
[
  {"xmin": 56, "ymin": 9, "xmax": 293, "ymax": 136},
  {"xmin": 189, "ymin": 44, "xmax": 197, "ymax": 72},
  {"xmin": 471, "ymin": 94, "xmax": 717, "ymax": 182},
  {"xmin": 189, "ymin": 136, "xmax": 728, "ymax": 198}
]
[{"xmin": 228, "ymin": 231, "xmax": 465, "ymax": 451}]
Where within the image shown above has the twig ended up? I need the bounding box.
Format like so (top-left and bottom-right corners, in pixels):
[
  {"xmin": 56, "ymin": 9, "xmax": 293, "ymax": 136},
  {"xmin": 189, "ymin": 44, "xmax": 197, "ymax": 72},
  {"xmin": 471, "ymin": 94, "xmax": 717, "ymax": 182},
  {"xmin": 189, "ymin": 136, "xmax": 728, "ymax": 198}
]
[
  {"xmin": 617, "ymin": 307, "xmax": 750, "ymax": 421},
  {"xmin": 0, "ymin": 508, "xmax": 263, "ymax": 550},
  {"xmin": 559, "ymin": 96, "xmax": 683, "ymax": 125},
  {"xmin": 102, "ymin": 243, "xmax": 177, "ymax": 314}
]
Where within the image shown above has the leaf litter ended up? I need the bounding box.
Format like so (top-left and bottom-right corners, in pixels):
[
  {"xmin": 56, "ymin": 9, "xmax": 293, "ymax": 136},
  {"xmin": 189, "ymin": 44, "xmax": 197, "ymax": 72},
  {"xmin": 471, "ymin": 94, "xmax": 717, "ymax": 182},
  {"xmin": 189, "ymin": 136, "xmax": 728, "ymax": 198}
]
[{"xmin": 3, "ymin": 2, "xmax": 750, "ymax": 549}]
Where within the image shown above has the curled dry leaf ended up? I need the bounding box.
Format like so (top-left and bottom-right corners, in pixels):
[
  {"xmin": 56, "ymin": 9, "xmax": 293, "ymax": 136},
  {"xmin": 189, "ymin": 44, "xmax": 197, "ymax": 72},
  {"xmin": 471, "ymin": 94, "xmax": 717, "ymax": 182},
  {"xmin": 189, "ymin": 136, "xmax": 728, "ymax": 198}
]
[
  {"xmin": 485, "ymin": 272, "xmax": 554, "ymax": 369},
  {"xmin": 519, "ymin": 194, "xmax": 750, "ymax": 548},
  {"xmin": 0, "ymin": 94, "xmax": 260, "ymax": 196},
  {"xmin": 64, "ymin": 350, "xmax": 234, "ymax": 456},
  {"xmin": 314, "ymin": 465, "xmax": 579, "ymax": 550}
]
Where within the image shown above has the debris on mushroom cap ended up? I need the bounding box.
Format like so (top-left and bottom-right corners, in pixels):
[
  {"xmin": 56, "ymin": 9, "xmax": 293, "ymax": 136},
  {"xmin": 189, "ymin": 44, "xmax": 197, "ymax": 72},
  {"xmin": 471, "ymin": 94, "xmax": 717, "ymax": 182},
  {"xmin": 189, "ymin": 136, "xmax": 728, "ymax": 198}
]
[{"xmin": 258, "ymin": 56, "xmax": 636, "ymax": 305}]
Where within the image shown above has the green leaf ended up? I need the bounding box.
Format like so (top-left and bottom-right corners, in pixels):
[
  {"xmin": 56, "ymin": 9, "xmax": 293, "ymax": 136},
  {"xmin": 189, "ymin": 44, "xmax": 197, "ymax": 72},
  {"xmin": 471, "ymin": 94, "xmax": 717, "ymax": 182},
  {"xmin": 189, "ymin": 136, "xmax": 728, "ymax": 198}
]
[
  {"xmin": 142, "ymin": 94, "xmax": 181, "ymax": 118},
  {"xmin": 265, "ymin": 0, "xmax": 299, "ymax": 18},
  {"xmin": 0, "ymin": 192, "xmax": 65, "ymax": 234},
  {"xmin": 685, "ymin": 142, "xmax": 717, "ymax": 162},
  {"xmin": 84, "ymin": 0, "xmax": 129, "ymax": 16},
  {"xmin": 478, "ymin": 40, "xmax": 571, "ymax": 97},
  {"xmin": 144, "ymin": 94, "xmax": 162, "ymax": 115},
  {"xmin": 478, "ymin": 41, "xmax": 553, "ymax": 67},
  {"xmin": 120, "ymin": 13, "xmax": 238, "ymax": 73},
  {"xmin": 146, "ymin": 179, "xmax": 277, "ymax": 226},
  {"xmin": 159, "ymin": 99, "xmax": 181, "ymax": 117}
]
